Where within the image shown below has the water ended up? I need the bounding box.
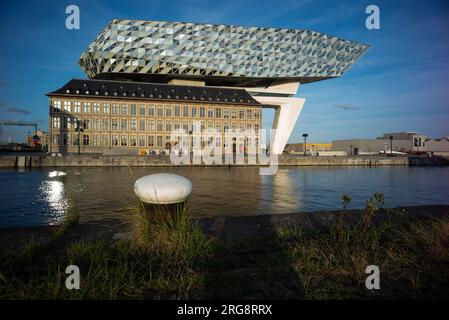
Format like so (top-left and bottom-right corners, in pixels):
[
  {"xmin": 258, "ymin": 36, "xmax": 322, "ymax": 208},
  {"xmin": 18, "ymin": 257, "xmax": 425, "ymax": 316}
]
[{"xmin": 1, "ymin": 166, "xmax": 449, "ymax": 228}]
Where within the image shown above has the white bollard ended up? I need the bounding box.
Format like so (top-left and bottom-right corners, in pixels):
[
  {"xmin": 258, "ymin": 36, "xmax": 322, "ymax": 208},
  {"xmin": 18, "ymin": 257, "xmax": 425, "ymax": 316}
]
[{"xmin": 134, "ymin": 173, "xmax": 192, "ymax": 205}]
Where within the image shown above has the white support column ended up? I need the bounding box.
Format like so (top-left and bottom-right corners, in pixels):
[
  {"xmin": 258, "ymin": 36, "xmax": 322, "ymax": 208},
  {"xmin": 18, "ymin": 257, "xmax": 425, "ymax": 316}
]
[{"xmin": 247, "ymin": 82, "xmax": 305, "ymax": 154}]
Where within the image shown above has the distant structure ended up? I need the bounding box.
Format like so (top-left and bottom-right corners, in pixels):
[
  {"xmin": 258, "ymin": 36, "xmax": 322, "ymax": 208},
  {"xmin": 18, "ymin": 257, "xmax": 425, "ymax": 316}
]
[
  {"xmin": 426, "ymin": 137, "xmax": 449, "ymax": 156},
  {"xmin": 284, "ymin": 142, "xmax": 331, "ymax": 154},
  {"xmin": 26, "ymin": 129, "xmax": 50, "ymax": 150},
  {"xmin": 332, "ymin": 132, "xmax": 427, "ymax": 155},
  {"xmin": 48, "ymin": 19, "xmax": 368, "ymax": 155}
]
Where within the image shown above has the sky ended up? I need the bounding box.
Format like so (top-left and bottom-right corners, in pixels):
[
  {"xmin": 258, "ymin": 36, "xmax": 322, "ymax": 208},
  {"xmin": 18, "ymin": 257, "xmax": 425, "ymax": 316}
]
[{"xmin": 0, "ymin": 0, "xmax": 448, "ymax": 143}]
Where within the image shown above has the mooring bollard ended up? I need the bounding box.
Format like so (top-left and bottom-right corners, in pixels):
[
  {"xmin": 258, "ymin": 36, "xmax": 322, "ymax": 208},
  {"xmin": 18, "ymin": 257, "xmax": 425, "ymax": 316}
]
[{"xmin": 133, "ymin": 173, "xmax": 192, "ymax": 217}]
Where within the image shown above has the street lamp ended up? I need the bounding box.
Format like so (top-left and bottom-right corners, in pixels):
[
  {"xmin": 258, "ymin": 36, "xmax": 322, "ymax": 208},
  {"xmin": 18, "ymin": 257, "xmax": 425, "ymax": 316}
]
[
  {"xmin": 389, "ymin": 135, "xmax": 393, "ymax": 156},
  {"xmin": 75, "ymin": 120, "xmax": 84, "ymax": 155},
  {"xmin": 302, "ymin": 133, "xmax": 308, "ymax": 156}
]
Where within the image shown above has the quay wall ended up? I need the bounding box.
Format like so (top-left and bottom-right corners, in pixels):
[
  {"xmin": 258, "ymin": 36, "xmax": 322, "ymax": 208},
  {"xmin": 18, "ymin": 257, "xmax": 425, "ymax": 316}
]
[{"xmin": 0, "ymin": 154, "xmax": 417, "ymax": 167}]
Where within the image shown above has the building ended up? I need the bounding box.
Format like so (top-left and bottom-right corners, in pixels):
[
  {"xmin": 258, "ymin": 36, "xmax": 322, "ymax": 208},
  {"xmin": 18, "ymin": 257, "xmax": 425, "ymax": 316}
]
[
  {"xmin": 26, "ymin": 129, "xmax": 50, "ymax": 150},
  {"xmin": 49, "ymin": 19, "xmax": 368, "ymax": 155},
  {"xmin": 332, "ymin": 132, "xmax": 428, "ymax": 155},
  {"xmin": 48, "ymin": 79, "xmax": 261, "ymax": 154},
  {"xmin": 284, "ymin": 142, "xmax": 331, "ymax": 154},
  {"xmin": 426, "ymin": 137, "xmax": 449, "ymax": 156}
]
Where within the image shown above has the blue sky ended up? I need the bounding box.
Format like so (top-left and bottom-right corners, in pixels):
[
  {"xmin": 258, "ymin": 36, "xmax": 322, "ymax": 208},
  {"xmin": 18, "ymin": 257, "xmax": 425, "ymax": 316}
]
[{"xmin": 0, "ymin": 0, "xmax": 448, "ymax": 143}]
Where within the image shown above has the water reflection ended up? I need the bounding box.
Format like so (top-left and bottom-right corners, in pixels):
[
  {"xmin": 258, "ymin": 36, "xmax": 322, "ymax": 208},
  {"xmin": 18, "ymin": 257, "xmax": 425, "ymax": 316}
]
[
  {"xmin": 39, "ymin": 178, "xmax": 69, "ymax": 225},
  {"xmin": 1, "ymin": 166, "xmax": 449, "ymax": 227}
]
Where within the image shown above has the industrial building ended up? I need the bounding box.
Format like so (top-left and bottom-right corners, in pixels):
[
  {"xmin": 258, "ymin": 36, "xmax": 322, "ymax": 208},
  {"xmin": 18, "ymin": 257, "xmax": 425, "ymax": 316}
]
[
  {"xmin": 426, "ymin": 138, "xmax": 449, "ymax": 156},
  {"xmin": 332, "ymin": 132, "xmax": 427, "ymax": 155}
]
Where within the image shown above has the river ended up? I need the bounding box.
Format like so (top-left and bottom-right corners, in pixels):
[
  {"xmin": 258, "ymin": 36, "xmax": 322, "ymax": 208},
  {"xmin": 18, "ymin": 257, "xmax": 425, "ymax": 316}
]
[{"xmin": 1, "ymin": 166, "xmax": 448, "ymax": 227}]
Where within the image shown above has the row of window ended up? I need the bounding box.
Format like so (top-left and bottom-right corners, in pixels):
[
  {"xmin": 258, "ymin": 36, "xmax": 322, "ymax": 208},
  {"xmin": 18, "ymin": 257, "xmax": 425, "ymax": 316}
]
[
  {"xmin": 52, "ymin": 117, "xmax": 260, "ymax": 132},
  {"xmin": 52, "ymin": 101, "xmax": 261, "ymax": 120},
  {"xmin": 53, "ymin": 133, "xmax": 258, "ymax": 149}
]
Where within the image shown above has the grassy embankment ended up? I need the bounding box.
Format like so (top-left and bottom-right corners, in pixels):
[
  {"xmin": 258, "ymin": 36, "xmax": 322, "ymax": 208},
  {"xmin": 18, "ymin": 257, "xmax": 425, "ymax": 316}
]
[{"xmin": 0, "ymin": 194, "xmax": 448, "ymax": 299}]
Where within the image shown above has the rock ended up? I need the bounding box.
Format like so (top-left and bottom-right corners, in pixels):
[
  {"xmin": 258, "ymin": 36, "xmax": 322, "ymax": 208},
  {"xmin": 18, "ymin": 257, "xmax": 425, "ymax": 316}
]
[{"xmin": 134, "ymin": 173, "xmax": 192, "ymax": 204}]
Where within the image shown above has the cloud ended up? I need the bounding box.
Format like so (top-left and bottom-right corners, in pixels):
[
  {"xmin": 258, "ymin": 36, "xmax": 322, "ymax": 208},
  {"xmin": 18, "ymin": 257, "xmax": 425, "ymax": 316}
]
[
  {"xmin": 334, "ymin": 103, "xmax": 360, "ymax": 111},
  {"xmin": 6, "ymin": 107, "xmax": 31, "ymax": 114}
]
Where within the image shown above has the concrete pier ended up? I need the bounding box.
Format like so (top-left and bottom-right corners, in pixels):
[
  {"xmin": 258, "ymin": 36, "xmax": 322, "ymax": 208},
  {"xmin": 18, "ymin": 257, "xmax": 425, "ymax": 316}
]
[{"xmin": 0, "ymin": 154, "xmax": 437, "ymax": 167}]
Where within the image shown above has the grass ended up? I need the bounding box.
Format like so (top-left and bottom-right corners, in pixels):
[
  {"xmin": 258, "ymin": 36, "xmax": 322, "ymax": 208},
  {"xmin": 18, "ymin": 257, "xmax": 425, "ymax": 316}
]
[{"xmin": 0, "ymin": 195, "xmax": 448, "ymax": 299}]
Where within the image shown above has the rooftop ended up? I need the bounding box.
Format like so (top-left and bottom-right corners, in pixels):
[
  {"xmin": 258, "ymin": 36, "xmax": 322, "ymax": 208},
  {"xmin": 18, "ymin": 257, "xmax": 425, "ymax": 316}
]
[{"xmin": 47, "ymin": 79, "xmax": 261, "ymax": 106}]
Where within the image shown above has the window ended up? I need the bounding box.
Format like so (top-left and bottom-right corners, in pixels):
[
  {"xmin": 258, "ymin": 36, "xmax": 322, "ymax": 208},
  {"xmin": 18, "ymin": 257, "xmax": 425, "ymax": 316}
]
[
  {"xmin": 102, "ymin": 118, "xmax": 109, "ymax": 130},
  {"xmin": 73, "ymin": 135, "xmax": 79, "ymax": 146},
  {"xmin": 239, "ymin": 109, "xmax": 245, "ymax": 119},
  {"xmin": 239, "ymin": 123, "xmax": 244, "ymax": 133},
  {"xmin": 215, "ymin": 107, "xmax": 222, "ymax": 118},
  {"xmin": 183, "ymin": 121, "xmax": 189, "ymax": 132},
  {"xmin": 102, "ymin": 134, "xmax": 109, "ymax": 146},
  {"xmin": 208, "ymin": 122, "xmax": 213, "ymax": 132},
  {"xmin": 149, "ymin": 106, "xmax": 155, "ymax": 116},
  {"xmin": 121, "ymin": 119, "xmax": 127, "ymax": 131},
  {"xmin": 83, "ymin": 102, "xmax": 90, "ymax": 114},
  {"xmin": 165, "ymin": 106, "xmax": 172, "ymax": 117},
  {"xmin": 139, "ymin": 105, "xmax": 145, "ymax": 116},
  {"xmin": 103, "ymin": 103, "xmax": 110, "ymax": 114},
  {"xmin": 121, "ymin": 104, "xmax": 128, "ymax": 115},
  {"xmin": 246, "ymin": 123, "xmax": 252, "ymax": 130},
  {"xmin": 174, "ymin": 121, "xmax": 180, "ymax": 130},
  {"xmin": 157, "ymin": 106, "xmax": 163, "ymax": 117},
  {"xmin": 63, "ymin": 101, "xmax": 71, "ymax": 112},
  {"xmin": 130, "ymin": 119, "xmax": 137, "ymax": 131},
  {"xmin": 82, "ymin": 119, "xmax": 90, "ymax": 130},
  {"xmin": 148, "ymin": 135, "xmax": 154, "ymax": 147},
  {"xmin": 207, "ymin": 108, "xmax": 213, "ymax": 118},
  {"xmin": 174, "ymin": 106, "xmax": 180, "ymax": 116},
  {"xmin": 191, "ymin": 106, "xmax": 197, "ymax": 117},
  {"xmin": 53, "ymin": 100, "xmax": 61, "ymax": 112},
  {"xmin": 183, "ymin": 106, "xmax": 189, "ymax": 117},
  {"xmin": 247, "ymin": 109, "xmax": 252, "ymax": 120},
  {"xmin": 130, "ymin": 135, "xmax": 137, "ymax": 146},
  {"xmin": 138, "ymin": 135, "xmax": 145, "ymax": 147},
  {"xmin": 93, "ymin": 118, "xmax": 100, "ymax": 130},
  {"xmin": 157, "ymin": 120, "xmax": 163, "ymax": 131},
  {"xmin": 215, "ymin": 122, "xmax": 222, "ymax": 133},
  {"xmin": 157, "ymin": 135, "xmax": 163, "ymax": 147},
  {"xmin": 223, "ymin": 109, "xmax": 230, "ymax": 119},
  {"xmin": 73, "ymin": 101, "xmax": 81, "ymax": 113},
  {"xmin": 166, "ymin": 120, "xmax": 172, "ymax": 132},
  {"xmin": 199, "ymin": 107, "xmax": 205, "ymax": 117},
  {"xmin": 121, "ymin": 135, "xmax": 127, "ymax": 146},
  {"xmin": 130, "ymin": 104, "xmax": 137, "ymax": 115},
  {"xmin": 254, "ymin": 110, "xmax": 260, "ymax": 119},
  {"xmin": 148, "ymin": 120, "xmax": 154, "ymax": 131},
  {"xmin": 93, "ymin": 134, "xmax": 99, "ymax": 146},
  {"xmin": 83, "ymin": 134, "xmax": 90, "ymax": 146},
  {"xmin": 112, "ymin": 135, "xmax": 118, "ymax": 146},
  {"xmin": 93, "ymin": 103, "xmax": 100, "ymax": 114},
  {"xmin": 139, "ymin": 119, "xmax": 145, "ymax": 131},
  {"xmin": 112, "ymin": 104, "xmax": 119, "ymax": 115},
  {"xmin": 231, "ymin": 108, "xmax": 237, "ymax": 119},
  {"xmin": 112, "ymin": 119, "xmax": 118, "ymax": 131},
  {"xmin": 255, "ymin": 123, "xmax": 260, "ymax": 131},
  {"xmin": 53, "ymin": 134, "xmax": 60, "ymax": 145},
  {"xmin": 215, "ymin": 136, "xmax": 222, "ymax": 148}
]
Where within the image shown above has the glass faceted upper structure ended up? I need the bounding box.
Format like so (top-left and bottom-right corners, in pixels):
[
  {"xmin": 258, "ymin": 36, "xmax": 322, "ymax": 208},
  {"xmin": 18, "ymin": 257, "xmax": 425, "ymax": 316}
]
[{"xmin": 79, "ymin": 19, "xmax": 368, "ymax": 85}]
